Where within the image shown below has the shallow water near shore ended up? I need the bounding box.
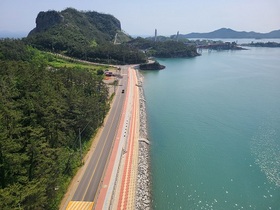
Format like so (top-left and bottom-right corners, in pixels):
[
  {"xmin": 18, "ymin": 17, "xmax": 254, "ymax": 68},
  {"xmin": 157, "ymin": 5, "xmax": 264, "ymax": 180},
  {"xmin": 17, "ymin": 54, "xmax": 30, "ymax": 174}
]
[{"xmin": 141, "ymin": 47, "xmax": 280, "ymax": 209}]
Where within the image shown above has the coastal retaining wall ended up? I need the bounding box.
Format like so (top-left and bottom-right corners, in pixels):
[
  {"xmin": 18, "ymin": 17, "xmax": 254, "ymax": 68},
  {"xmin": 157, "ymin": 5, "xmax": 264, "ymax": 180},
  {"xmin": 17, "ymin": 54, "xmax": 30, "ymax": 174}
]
[{"xmin": 135, "ymin": 70, "xmax": 151, "ymax": 210}]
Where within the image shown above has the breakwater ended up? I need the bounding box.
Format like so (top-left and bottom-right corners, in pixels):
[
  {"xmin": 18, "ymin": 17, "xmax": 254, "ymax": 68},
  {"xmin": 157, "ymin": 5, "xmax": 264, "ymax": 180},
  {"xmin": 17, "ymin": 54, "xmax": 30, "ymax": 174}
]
[{"xmin": 135, "ymin": 70, "xmax": 151, "ymax": 210}]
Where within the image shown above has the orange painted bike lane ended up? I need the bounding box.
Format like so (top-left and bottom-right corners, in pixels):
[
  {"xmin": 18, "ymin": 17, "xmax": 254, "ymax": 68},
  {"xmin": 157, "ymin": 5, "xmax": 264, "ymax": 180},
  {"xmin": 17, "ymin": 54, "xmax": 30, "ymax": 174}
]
[{"xmin": 117, "ymin": 69, "xmax": 138, "ymax": 210}]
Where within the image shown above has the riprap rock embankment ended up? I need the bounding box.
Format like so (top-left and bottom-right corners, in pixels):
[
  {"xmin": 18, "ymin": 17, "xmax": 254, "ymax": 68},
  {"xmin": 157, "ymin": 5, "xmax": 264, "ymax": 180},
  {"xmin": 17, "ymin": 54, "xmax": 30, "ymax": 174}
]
[{"xmin": 136, "ymin": 70, "xmax": 151, "ymax": 210}]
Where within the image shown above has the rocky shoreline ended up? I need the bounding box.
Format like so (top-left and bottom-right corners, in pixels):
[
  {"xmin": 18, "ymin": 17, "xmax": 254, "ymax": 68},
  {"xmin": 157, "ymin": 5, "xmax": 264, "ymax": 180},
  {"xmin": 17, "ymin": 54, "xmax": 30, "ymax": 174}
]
[
  {"xmin": 135, "ymin": 70, "xmax": 151, "ymax": 210},
  {"xmin": 139, "ymin": 61, "xmax": 165, "ymax": 70}
]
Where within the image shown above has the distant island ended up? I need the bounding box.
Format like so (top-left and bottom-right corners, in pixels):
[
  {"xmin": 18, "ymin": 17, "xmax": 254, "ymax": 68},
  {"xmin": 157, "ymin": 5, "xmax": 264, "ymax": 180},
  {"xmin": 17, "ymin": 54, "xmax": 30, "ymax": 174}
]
[
  {"xmin": 0, "ymin": 31, "xmax": 27, "ymax": 38},
  {"xmin": 241, "ymin": 42, "xmax": 280, "ymax": 48},
  {"xmin": 194, "ymin": 40, "xmax": 246, "ymax": 50},
  {"xmin": 179, "ymin": 28, "xmax": 280, "ymax": 39}
]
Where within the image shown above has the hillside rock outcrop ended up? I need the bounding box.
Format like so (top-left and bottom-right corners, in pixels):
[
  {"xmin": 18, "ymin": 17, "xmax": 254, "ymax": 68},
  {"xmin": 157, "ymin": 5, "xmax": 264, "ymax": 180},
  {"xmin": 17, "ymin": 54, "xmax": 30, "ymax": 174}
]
[{"xmin": 30, "ymin": 11, "xmax": 64, "ymax": 34}]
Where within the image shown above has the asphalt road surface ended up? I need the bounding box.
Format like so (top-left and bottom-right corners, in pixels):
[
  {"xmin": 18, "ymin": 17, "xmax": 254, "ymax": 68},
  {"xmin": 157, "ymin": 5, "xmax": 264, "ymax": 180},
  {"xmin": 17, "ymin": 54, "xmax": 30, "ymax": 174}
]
[{"xmin": 71, "ymin": 66, "xmax": 128, "ymax": 202}]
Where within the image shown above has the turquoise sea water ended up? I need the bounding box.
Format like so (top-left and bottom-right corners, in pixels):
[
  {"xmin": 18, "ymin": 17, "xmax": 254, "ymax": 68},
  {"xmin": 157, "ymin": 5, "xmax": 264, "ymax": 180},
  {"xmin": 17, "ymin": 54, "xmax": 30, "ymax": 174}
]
[{"xmin": 141, "ymin": 47, "xmax": 280, "ymax": 209}]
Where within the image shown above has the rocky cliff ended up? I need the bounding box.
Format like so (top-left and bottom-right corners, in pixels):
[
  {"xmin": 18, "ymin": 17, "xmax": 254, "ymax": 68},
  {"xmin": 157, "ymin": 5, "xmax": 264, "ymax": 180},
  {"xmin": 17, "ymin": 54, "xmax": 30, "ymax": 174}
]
[
  {"xmin": 27, "ymin": 8, "xmax": 130, "ymax": 49},
  {"xmin": 29, "ymin": 10, "xmax": 64, "ymax": 34}
]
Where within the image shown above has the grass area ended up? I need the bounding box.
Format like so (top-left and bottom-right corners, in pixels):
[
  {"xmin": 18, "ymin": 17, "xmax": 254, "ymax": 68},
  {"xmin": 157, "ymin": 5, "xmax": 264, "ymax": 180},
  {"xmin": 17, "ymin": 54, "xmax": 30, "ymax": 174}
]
[
  {"xmin": 45, "ymin": 53, "xmax": 116, "ymax": 73},
  {"xmin": 109, "ymin": 92, "xmax": 115, "ymax": 102}
]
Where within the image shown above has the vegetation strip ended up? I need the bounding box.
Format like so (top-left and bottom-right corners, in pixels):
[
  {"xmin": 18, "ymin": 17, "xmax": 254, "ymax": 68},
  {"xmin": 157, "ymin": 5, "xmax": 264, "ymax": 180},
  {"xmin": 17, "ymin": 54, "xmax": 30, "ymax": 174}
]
[{"xmin": 0, "ymin": 39, "xmax": 109, "ymax": 209}]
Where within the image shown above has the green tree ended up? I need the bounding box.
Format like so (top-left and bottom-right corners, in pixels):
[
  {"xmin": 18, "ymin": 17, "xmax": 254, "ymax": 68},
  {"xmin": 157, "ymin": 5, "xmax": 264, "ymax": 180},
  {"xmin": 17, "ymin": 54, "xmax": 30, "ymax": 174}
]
[{"xmin": 0, "ymin": 40, "xmax": 110, "ymax": 209}]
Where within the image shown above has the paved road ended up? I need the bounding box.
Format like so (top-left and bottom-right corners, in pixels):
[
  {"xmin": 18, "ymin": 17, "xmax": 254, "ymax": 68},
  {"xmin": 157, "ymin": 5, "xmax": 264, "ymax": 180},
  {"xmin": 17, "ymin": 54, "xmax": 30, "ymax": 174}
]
[{"xmin": 70, "ymin": 66, "xmax": 128, "ymax": 203}]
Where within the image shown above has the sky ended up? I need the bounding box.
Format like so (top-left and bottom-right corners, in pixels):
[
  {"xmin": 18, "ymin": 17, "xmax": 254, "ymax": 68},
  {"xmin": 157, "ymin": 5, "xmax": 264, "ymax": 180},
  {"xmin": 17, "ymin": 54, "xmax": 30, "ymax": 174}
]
[{"xmin": 0, "ymin": 0, "xmax": 280, "ymax": 37}]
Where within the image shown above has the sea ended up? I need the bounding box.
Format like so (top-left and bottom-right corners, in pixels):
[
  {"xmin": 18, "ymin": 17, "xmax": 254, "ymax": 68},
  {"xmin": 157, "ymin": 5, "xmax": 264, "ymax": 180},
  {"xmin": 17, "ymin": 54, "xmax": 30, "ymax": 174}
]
[{"xmin": 140, "ymin": 40, "xmax": 280, "ymax": 210}]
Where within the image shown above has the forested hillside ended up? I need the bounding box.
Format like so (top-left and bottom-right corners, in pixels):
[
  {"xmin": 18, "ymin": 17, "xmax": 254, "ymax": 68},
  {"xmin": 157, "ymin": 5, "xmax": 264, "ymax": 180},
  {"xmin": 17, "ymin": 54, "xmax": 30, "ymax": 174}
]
[
  {"xmin": 26, "ymin": 8, "xmax": 146, "ymax": 64},
  {"xmin": 129, "ymin": 37, "xmax": 199, "ymax": 58},
  {"xmin": 0, "ymin": 39, "xmax": 109, "ymax": 209}
]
